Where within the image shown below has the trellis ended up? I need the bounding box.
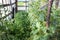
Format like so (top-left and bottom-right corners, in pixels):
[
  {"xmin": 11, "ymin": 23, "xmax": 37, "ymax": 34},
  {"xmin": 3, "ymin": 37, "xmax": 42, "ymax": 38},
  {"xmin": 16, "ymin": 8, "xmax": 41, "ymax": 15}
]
[
  {"xmin": 0, "ymin": 0, "xmax": 17, "ymax": 20},
  {"xmin": 0, "ymin": 0, "xmax": 29, "ymax": 20}
]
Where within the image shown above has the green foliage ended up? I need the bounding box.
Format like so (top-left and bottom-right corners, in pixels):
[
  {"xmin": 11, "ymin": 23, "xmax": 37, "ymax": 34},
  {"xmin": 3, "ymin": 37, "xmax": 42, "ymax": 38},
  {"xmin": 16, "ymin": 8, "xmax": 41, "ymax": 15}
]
[
  {"xmin": 28, "ymin": 0, "xmax": 58, "ymax": 40},
  {"xmin": 0, "ymin": 0, "xmax": 60, "ymax": 40},
  {"xmin": 0, "ymin": 11, "xmax": 31, "ymax": 40}
]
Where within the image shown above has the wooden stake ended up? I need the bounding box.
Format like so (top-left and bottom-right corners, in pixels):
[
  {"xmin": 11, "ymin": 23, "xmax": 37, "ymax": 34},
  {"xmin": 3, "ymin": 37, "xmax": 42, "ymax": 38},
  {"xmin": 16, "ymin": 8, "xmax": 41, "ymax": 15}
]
[
  {"xmin": 55, "ymin": 0, "xmax": 59, "ymax": 8},
  {"xmin": 46, "ymin": 0, "xmax": 53, "ymax": 28}
]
